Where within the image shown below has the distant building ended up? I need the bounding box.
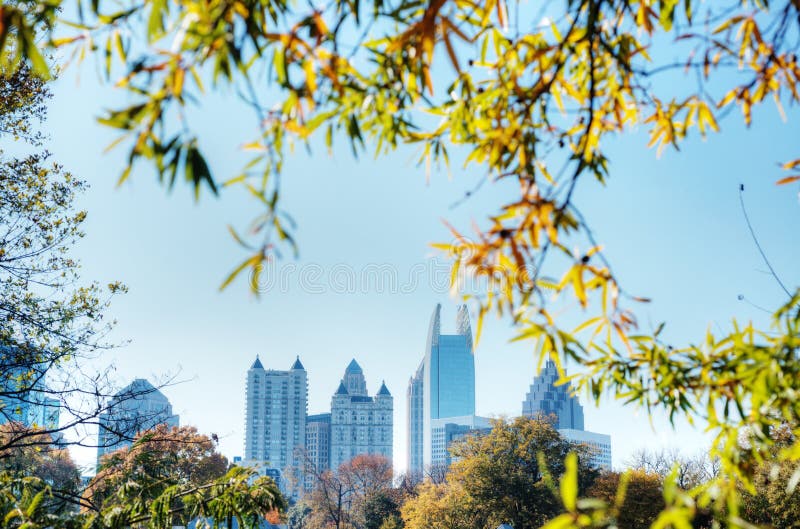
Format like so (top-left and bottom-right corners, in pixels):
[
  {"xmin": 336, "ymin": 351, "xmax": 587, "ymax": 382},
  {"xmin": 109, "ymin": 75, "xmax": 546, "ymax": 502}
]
[
  {"xmin": 97, "ymin": 378, "xmax": 179, "ymax": 466},
  {"xmin": 304, "ymin": 412, "xmax": 331, "ymax": 490},
  {"xmin": 406, "ymin": 363, "xmax": 424, "ymax": 474},
  {"xmin": 521, "ymin": 359, "xmax": 584, "ymax": 429},
  {"xmin": 329, "ymin": 360, "xmax": 393, "ymax": 471},
  {"xmin": 407, "ymin": 304, "xmax": 476, "ymax": 473},
  {"xmin": 521, "ymin": 360, "xmax": 611, "ymax": 469},
  {"xmin": 243, "ymin": 355, "xmax": 308, "ymax": 490},
  {"xmin": 559, "ymin": 428, "xmax": 612, "ymax": 470},
  {"xmin": 430, "ymin": 415, "xmax": 491, "ymax": 468},
  {"xmin": 0, "ymin": 346, "xmax": 60, "ymax": 431}
]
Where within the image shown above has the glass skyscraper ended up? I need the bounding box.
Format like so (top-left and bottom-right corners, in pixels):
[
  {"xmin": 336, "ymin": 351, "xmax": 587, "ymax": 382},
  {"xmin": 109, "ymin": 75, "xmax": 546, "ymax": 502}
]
[
  {"xmin": 521, "ymin": 359, "xmax": 584, "ymax": 429},
  {"xmin": 407, "ymin": 304, "xmax": 476, "ymax": 473}
]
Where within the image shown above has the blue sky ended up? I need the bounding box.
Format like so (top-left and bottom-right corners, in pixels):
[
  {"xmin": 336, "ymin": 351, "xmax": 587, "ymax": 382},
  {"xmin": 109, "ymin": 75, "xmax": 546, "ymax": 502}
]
[{"xmin": 44, "ymin": 50, "xmax": 799, "ymax": 474}]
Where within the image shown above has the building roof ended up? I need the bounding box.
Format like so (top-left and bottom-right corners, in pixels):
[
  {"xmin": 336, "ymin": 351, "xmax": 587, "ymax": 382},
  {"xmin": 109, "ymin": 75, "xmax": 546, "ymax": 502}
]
[
  {"xmin": 377, "ymin": 381, "xmax": 391, "ymax": 396},
  {"xmin": 290, "ymin": 356, "xmax": 305, "ymax": 370},
  {"xmin": 250, "ymin": 356, "xmax": 264, "ymax": 369},
  {"xmin": 345, "ymin": 358, "xmax": 362, "ymax": 374},
  {"xmin": 335, "ymin": 381, "xmax": 349, "ymax": 395}
]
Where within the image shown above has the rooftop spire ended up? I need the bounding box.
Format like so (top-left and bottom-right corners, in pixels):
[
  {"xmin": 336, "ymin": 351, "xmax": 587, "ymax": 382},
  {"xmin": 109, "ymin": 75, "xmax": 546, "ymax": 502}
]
[
  {"xmin": 250, "ymin": 356, "xmax": 264, "ymax": 370},
  {"xmin": 377, "ymin": 380, "xmax": 391, "ymax": 396},
  {"xmin": 427, "ymin": 304, "xmax": 442, "ymax": 347},
  {"xmin": 291, "ymin": 356, "xmax": 305, "ymax": 370},
  {"xmin": 456, "ymin": 304, "xmax": 473, "ymax": 347},
  {"xmin": 335, "ymin": 381, "xmax": 349, "ymax": 395},
  {"xmin": 345, "ymin": 358, "xmax": 363, "ymax": 374}
]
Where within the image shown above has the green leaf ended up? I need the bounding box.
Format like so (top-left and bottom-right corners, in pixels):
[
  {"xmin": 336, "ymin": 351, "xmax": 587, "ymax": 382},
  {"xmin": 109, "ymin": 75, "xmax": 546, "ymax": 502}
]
[{"xmin": 559, "ymin": 452, "xmax": 578, "ymax": 512}]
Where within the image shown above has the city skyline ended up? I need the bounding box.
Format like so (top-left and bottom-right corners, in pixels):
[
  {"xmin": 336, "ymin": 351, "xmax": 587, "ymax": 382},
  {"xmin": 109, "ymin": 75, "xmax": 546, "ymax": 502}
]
[{"xmin": 91, "ymin": 304, "xmax": 613, "ymax": 477}]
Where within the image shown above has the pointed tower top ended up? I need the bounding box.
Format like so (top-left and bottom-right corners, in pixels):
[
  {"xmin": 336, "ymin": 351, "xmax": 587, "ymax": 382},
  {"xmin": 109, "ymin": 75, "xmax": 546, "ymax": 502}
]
[
  {"xmin": 456, "ymin": 304, "xmax": 473, "ymax": 346},
  {"xmin": 377, "ymin": 380, "xmax": 391, "ymax": 396},
  {"xmin": 291, "ymin": 356, "xmax": 305, "ymax": 370},
  {"xmin": 335, "ymin": 381, "xmax": 349, "ymax": 395},
  {"xmin": 427, "ymin": 303, "xmax": 442, "ymax": 347},
  {"xmin": 250, "ymin": 356, "xmax": 264, "ymax": 370},
  {"xmin": 345, "ymin": 358, "xmax": 363, "ymax": 374}
]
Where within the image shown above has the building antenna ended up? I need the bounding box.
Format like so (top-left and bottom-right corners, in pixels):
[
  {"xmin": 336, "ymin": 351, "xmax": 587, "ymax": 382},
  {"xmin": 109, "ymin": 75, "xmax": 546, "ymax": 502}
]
[{"xmin": 738, "ymin": 183, "xmax": 792, "ymax": 299}]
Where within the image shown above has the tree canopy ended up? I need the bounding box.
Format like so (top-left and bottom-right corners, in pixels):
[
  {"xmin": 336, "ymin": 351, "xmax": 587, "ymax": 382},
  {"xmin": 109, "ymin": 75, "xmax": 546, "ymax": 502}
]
[{"xmin": 402, "ymin": 418, "xmax": 599, "ymax": 529}]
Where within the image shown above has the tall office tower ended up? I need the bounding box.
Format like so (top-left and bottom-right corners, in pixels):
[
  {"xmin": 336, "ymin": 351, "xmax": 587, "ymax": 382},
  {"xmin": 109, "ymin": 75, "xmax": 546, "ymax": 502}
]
[
  {"xmin": 306, "ymin": 413, "xmax": 331, "ymax": 473},
  {"xmin": 521, "ymin": 359, "xmax": 584, "ymax": 429},
  {"xmin": 0, "ymin": 346, "xmax": 60, "ymax": 431},
  {"xmin": 330, "ymin": 360, "xmax": 393, "ymax": 471},
  {"xmin": 407, "ymin": 304, "xmax": 477, "ymax": 473},
  {"xmin": 406, "ymin": 363, "xmax": 424, "ymax": 475},
  {"xmin": 243, "ymin": 356, "xmax": 308, "ymax": 482},
  {"xmin": 97, "ymin": 378, "xmax": 179, "ymax": 465},
  {"xmin": 304, "ymin": 412, "xmax": 331, "ymax": 491},
  {"xmin": 521, "ymin": 360, "xmax": 611, "ymax": 469}
]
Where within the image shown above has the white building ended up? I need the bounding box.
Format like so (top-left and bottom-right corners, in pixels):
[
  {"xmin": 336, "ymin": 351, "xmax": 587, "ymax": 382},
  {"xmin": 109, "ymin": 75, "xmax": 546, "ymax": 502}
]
[
  {"xmin": 559, "ymin": 428, "xmax": 612, "ymax": 470},
  {"xmin": 330, "ymin": 360, "xmax": 393, "ymax": 471},
  {"xmin": 430, "ymin": 414, "xmax": 491, "ymax": 468},
  {"xmin": 243, "ymin": 355, "xmax": 308, "ymax": 487},
  {"xmin": 97, "ymin": 378, "xmax": 179, "ymax": 466}
]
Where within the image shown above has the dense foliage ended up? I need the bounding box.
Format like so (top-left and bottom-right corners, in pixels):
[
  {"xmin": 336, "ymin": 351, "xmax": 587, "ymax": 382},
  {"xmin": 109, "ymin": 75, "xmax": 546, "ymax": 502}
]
[
  {"xmin": 402, "ymin": 417, "xmax": 599, "ymax": 529},
  {"xmin": 0, "ymin": 0, "xmax": 799, "ymax": 527}
]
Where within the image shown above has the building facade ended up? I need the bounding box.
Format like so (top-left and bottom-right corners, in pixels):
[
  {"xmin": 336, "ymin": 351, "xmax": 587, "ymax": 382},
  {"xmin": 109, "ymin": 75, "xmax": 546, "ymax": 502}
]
[
  {"xmin": 430, "ymin": 415, "xmax": 491, "ymax": 468},
  {"xmin": 521, "ymin": 359, "xmax": 584, "ymax": 429},
  {"xmin": 330, "ymin": 360, "xmax": 393, "ymax": 471},
  {"xmin": 0, "ymin": 346, "xmax": 60, "ymax": 431},
  {"xmin": 97, "ymin": 378, "xmax": 179, "ymax": 465},
  {"xmin": 559, "ymin": 428, "xmax": 612, "ymax": 470},
  {"xmin": 406, "ymin": 362, "xmax": 424, "ymax": 474},
  {"xmin": 305, "ymin": 413, "xmax": 331, "ymax": 474},
  {"xmin": 407, "ymin": 304, "xmax": 476, "ymax": 473},
  {"xmin": 243, "ymin": 356, "xmax": 308, "ymax": 484},
  {"xmin": 521, "ymin": 360, "xmax": 611, "ymax": 469}
]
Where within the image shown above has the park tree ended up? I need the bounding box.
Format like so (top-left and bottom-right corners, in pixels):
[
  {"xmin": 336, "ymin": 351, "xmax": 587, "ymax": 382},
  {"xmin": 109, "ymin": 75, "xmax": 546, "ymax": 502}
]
[
  {"xmin": 401, "ymin": 482, "xmax": 481, "ymax": 529},
  {"xmin": 0, "ymin": 62, "xmax": 130, "ymax": 454},
  {"xmin": 0, "ymin": 423, "xmax": 81, "ymax": 513},
  {"xmin": 447, "ymin": 417, "xmax": 599, "ymax": 529},
  {"xmin": 84, "ymin": 424, "xmax": 229, "ymax": 513},
  {"xmin": 737, "ymin": 425, "xmax": 800, "ymax": 529},
  {"xmin": 307, "ymin": 454, "xmax": 394, "ymax": 529},
  {"xmin": 1, "ymin": 0, "xmax": 800, "ymax": 527},
  {"xmin": 587, "ymin": 470, "xmax": 664, "ymax": 529}
]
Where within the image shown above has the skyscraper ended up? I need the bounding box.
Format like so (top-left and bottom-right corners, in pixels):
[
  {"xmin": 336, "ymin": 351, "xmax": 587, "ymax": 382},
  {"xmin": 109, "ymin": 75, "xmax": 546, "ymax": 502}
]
[
  {"xmin": 406, "ymin": 363, "xmax": 424, "ymax": 474},
  {"xmin": 0, "ymin": 346, "xmax": 60, "ymax": 431},
  {"xmin": 407, "ymin": 304, "xmax": 476, "ymax": 473},
  {"xmin": 97, "ymin": 378, "xmax": 179, "ymax": 465},
  {"xmin": 329, "ymin": 359, "xmax": 393, "ymax": 471},
  {"xmin": 521, "ymin": 360, "xmax": 611, "ymax": 469},
  {"xmin": 243, "ymin": 355, "xmax": 308, "ymax": 483},
  {"xmin": 521, "ymin": 359, "xmax": 584, "ymax": 429}
]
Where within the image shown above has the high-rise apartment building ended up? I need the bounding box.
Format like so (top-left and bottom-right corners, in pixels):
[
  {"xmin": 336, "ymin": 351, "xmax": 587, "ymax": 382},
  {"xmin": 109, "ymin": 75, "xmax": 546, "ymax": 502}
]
[
  {"xmin": 329, "ymin": 360, "xmax": 393, "ymax": 471},
  {"xmin": 243, "ymin": 356, "xmax": 308, "ymax": 482},
  {"xmin": 407, "ymin": 304, "xmax": 476, "ymax": 473},
  {"xmin": 97, "ymin": 378, "xmax": 179, "ymax": 465},
  {"xmin": 521, "ymin": 359, "xmax": 584, "ymax": 429}
]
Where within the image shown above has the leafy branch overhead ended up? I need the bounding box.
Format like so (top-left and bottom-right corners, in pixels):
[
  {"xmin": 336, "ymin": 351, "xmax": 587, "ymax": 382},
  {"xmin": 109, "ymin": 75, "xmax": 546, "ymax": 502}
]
[{"xmin": 1, "ymin": 1, "xmax": 799, "ymax": 528}]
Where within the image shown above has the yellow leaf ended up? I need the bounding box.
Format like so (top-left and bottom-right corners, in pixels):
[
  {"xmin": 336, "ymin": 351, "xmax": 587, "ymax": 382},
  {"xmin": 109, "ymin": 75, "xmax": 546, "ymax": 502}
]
[{"xmin": 776, "ymin": 175, "xmax": 800, "ymax": 185}]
